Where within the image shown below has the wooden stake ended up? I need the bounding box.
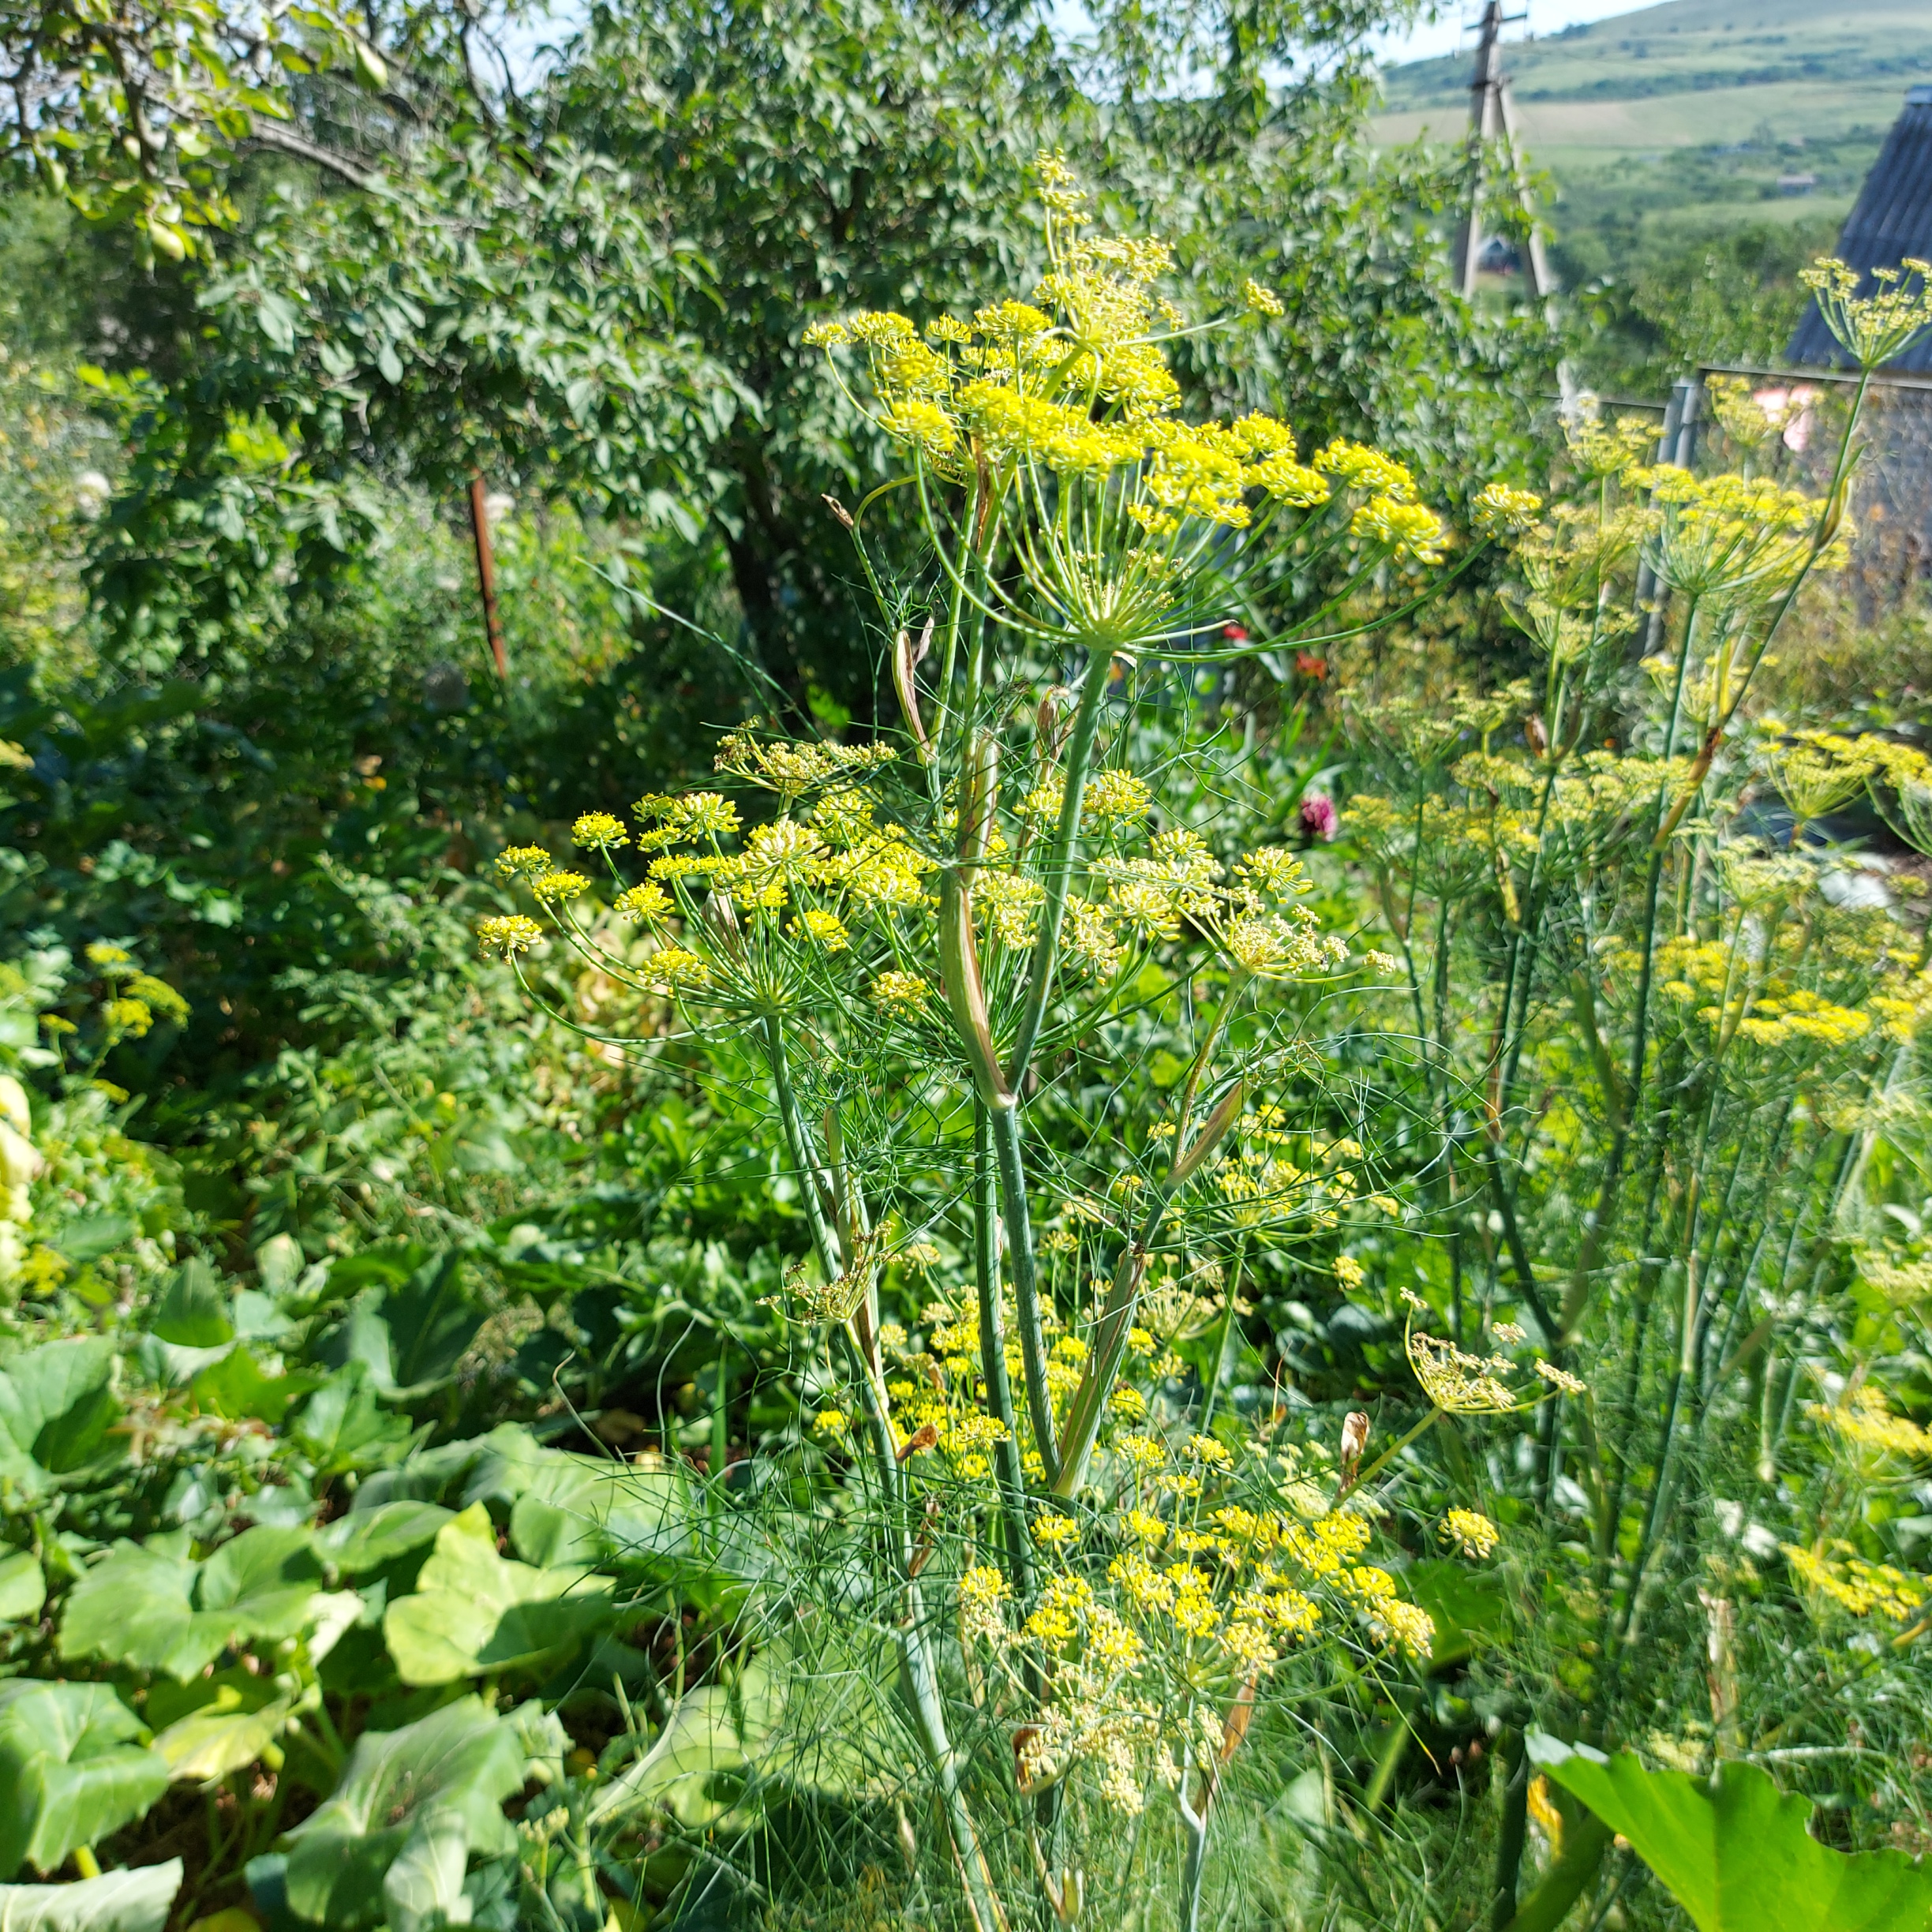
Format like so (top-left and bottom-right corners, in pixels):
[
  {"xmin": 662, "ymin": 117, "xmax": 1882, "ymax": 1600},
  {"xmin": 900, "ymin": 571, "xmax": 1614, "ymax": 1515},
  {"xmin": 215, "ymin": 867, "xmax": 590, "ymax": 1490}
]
[{"xmin": 467, "ymin": 474, "xmax": 507, "ymax": 680}]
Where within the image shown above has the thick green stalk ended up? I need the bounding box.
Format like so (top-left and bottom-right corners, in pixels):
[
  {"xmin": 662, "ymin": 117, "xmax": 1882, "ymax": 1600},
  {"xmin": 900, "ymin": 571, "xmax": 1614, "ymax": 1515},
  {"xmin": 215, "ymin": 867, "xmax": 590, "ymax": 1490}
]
[
  {"xmin": 975, "ymin": 1100, "xmax": 1032, "ymax": 1601},
  {"xmin": 989, "ymin": 1101, "xmax": 1058, "ymax": 1485},
  {"xmin": 1003, "ymin": 651, "xmax": 1113, "ymax": 1088}
]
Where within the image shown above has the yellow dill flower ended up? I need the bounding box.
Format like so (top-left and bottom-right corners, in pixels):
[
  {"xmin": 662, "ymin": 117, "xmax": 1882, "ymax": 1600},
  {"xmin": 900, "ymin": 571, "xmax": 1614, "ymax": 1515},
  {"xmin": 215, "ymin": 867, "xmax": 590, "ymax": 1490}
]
[
  {"xmin": 1353, "ymin": 496, "xmax": 1448, "ymax": 565},
  {"xmin": 1084, "ymin": 768, "xmax": 1152, "ymax": 822},
  {"xmin": 529, "ymin": 871, "xmax": 591, "ymax": 903},
  {"xmin": 788, "ymin": 908, "xmax": 850, "ymax": 951},
  {"xmin": 1808, "ymin": 1390, "xmax": 1932, "ymax": 1457},
  {"xmin": 1052, "ymin": 1334, "xmax": 1090, "ymax": 1365},
  {"xmin": 613, "ymin": 882, "xmax": 670, "ymax": 925},
  {"xmin": 1473, "ymin": 481, "xmax": 1544, "ymax": 537},
  {"xmin": 811, "ymin": 1408, "xmax": 848, "ymax": 1437},
  {"xmin": 634, "ymin": 790, "xmax": 741, "ymax": 848},
  {"xmin": 125, "ymin": 974, "xmax": 189, "ymax": 1024},
  {"xmin": 477, "ymin": 914, "xmax": 545, "ymax": 957},
  {"xmin": 1373, "ymin": 1599, "xmax": 1434, "ymax": 1659},
  {"xmin": 1126, "ymin": 1327, "xmax": 1158, "ymax": 1358},
  {"xmin": 1783, "ymin": 1540, "xmax": 1927, "ymax": 1620},
  {"xmin": 1316, "ymin": 439, "xmax": 1417, "ymax": 502},
  {"xmin": 1333, "ymin": 1255, "xmax": 1365, "ymax": 1290},
  {"xmin": 1440, "ymin": 1509, "xmax": 1500, "ymax": 1559},
  {"xmin": 1087, "ymin": 1606, "xmax": 1143, "ymax": 1668},
  {"xmin": 1032, "ymin": 1515, "xmax": 1079, "ymax": 1548},
  {"xmin": 1185, "ymin": 1434, "xmax": 1232, "ymax": 1468},
  {"xmin": 871, "ymin": 971, "xmax": 931, "ymax": 1017},
  {"xmin": 647, "ymin": 947, "xmax": 710, "ymax": 987},
  {"xmin": 103, "ymin": 998, "xmax": 153, "ymax": 1036},
  {"xmin": 1117, "ymin": 1432, "xmax": 1167, "ymax": 1472},
  {"xmin": 959, "ymin": 1564, "xmax": 1010, "ymax": 1644},
  {"xmin": 1122, "ymin": 1507, "xmax": 1166, "ymax": 1544},
  {"xmin": 496, "ymin": 844, "xmax": 551, "ymax": 878},
  {"xmin": 571, "ymin": 811, "xmax": 629, "ymax": 851},
  {"xmin": 1241, "ymin": 278, "xmax": 1283, "ymax": 316},
  {"xmin": 1109, "ymin": 1384, "xmax": 1147, "ymax": 1421}
]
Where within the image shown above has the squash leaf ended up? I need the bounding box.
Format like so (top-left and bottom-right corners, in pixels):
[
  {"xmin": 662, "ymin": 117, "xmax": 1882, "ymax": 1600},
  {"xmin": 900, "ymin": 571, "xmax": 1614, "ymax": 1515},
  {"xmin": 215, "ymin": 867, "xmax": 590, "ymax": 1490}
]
[
  {"xmin": 380, "ymin": 1503, "xmax": 616, "ymax": 1686},
  {"xmin": 262, "ymin": 1697, "xmax": 524, "ymax": 1932},
  {"xmin": 60, "ymin": 1526, "xmax": 325, "ymax": 1683},
  {"xmin": 0, "ymin": 1859, "xmax": 182, "ymax": 1930},
  {"xmin": 0, "ymin": 1683, "xmax": 170, "ymax": 1879},
  {"xmin": 1530, "ymin": 1734, "xmax": 1932, "ymax": 1932}
]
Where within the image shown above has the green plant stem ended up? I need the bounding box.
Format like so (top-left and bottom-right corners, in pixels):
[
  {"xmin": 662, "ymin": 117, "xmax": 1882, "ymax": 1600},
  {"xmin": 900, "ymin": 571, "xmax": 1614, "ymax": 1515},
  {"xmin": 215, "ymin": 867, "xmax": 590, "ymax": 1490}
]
[
  {"xmin": 989, "ymin": 1100, "xmax": 1058, "ymax": 1485},
  {"xmin": 1004, "ymin": 648, "xmax": 1112, "ymax": 1089},
  {"xmin": 975, "ymin": 1099, "xmax": 1032, "ymax": 1603}
]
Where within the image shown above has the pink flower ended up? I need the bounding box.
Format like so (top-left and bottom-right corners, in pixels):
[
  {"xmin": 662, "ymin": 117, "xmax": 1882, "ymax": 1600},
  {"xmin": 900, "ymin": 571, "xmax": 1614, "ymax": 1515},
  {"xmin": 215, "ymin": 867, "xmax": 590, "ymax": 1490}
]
[{"xmin": 1300, "ymin": 793, "xmax": 1337, "ymax": 841}]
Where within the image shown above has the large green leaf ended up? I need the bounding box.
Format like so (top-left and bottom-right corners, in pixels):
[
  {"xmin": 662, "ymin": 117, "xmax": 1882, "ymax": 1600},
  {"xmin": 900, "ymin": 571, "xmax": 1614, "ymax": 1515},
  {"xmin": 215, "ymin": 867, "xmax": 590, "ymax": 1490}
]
[
  {"xmin": 289, "ymin": 1365, "xmax": 414, "ymax": 1477},
  {"xmin": 507, "ymin": 1456, "xmax": 695, "ymax": 1571},
  {"xmin": 150, "ymin": 1258, "xmax": 234, "ymax": 1348},
  {"xmin": 0, "ymin": 1340, "xmax": 121, "ymax": 1502},
  {"xmin": 1531, "ymin": 1735, "xmax": 1932, "ymax": 1932},
  {"xmin": 0, "ymin": 1683, "xmax": 169, "ymax": 1880},
  {"xmin": 271, "ymin": 1697, "xmax": 524, "ymax": 1932},
  {"xmin": 189, "ymin": 1346, "xmax": 319, "ymax": 1426},
  {"xmin": 589, "ymin": 1625, "xmax": 900, "ymax": 1833},
  {"xmin": 151, "ymin": 1679, "xmax": 295, "ymax": 1785},
  {"xmin": 0, "ymin": 1551, "xmax": 44, "ymax": 1622},
  {"xmin": 319, "ymin": 1250, "xmax": 484, "ymax": 1401},
  {"xmin": 60, "ymin": 1525, "xmax": 325, "ymax": 1682},
  {"xmin": 316, "ymin": 1500, "xmax": 452, "ymax": 1574},
  {"xmin": 0, "ymin": 1859, "xmax": 182, "ymax": 1930},
  {"xmin": 380, "ymin": 1503, "xmax": 616, "ymax": 1686}
]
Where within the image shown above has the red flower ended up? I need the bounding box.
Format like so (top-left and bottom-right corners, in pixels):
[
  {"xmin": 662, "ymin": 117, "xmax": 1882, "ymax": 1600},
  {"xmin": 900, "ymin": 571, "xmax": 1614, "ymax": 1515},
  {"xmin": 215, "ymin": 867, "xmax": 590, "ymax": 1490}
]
[
  {"xmin": 1294, "ymin": 651, "xmax": 1328, "ymax": 681},
  {"xmin": 1221, "ymin": 623, "xmax": 1249, "ymax": 642}
]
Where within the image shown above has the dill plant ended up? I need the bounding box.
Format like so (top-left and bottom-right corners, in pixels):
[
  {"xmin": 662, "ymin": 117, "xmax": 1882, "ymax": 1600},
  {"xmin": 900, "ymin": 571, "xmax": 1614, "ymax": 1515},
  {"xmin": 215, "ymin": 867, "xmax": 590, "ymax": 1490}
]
[
  {"xmin": 1334, "ymin": 260, "xmax": 1932, "ymax": 1923},
  {"xmin": 473, "ymin": 157, "xmax": 1543, "ymax": 1930}
]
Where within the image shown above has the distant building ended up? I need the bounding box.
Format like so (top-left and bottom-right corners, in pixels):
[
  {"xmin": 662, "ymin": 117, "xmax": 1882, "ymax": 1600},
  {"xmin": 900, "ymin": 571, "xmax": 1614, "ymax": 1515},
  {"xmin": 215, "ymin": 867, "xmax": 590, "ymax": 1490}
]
[
  {"xmin": 1788, "ymin": 85, "xmax": 1932, "ymax": 372},
  {"xmin": 1784, "ymin": 85, "xmax": 1932, "ymax": 584},
  {"xmin": 1775, "ymin": 172, "xmax": 1818, "ymax": 196}
]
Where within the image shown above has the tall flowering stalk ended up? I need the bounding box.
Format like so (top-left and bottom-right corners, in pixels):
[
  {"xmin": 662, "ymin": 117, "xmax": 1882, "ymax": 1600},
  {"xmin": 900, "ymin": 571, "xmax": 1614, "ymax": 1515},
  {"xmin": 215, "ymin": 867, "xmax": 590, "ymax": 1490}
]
[
  {"xmin": 474, "ymin": 158, "xmax": 1506, "ymax": 1927},
  {"xmin": 1341, "ymin": 260, "xmax": 1932, "ymax": 1927}
]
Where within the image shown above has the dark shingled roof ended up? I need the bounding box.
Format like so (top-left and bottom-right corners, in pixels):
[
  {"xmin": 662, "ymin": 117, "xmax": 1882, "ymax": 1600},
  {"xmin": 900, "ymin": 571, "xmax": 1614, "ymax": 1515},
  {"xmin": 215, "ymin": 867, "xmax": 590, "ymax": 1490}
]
[{"xmin": 1788, "ymin": 86, "xmax": 1932, "ymax": 373}]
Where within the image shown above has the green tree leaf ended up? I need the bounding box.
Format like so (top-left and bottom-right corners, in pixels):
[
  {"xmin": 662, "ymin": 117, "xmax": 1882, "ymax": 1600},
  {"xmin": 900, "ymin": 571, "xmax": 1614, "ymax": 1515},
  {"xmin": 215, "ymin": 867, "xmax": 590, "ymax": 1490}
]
[
  {"xmin": 0, "ymin": 1683, "xmax": 169, "ymax": 1880},
  {"xmin": 1530, "ymin": 1735, "xmax": 1932, "ymax": 1932}
]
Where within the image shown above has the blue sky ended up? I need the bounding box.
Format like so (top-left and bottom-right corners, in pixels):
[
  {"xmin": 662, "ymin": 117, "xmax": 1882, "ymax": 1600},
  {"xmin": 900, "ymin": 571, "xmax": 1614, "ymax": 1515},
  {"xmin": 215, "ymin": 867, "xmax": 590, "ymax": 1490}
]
[{"xmin": 1372, "ymin": 0, "xmax": 1650, "ymax": 71}]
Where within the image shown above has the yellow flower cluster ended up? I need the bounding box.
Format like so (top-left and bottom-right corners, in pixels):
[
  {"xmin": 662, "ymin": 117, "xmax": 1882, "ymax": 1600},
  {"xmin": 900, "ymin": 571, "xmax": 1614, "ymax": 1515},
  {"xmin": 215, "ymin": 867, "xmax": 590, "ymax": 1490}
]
[
  {"xmin": 1808, "ymin": 1387, "xmax": 1932, "ymax": 1458},
  {"xmin": 1801, "ymin": 256, "xmax": 1932, "ymax": 369},
  {"xmin": 1783, "ymin": 1540, "xmax": 1928, "ymax": 1621},
  {"xmin": 477, "ymin": 914, "xmax": 545, "ymax": 957},
  {"xmin": 803, "ymin": 153, "xmax": 1440, "ymax": 574},
  {"xmin": 1440, "ymin": 1508, "xmax": 1501, "ymax": 1559}
]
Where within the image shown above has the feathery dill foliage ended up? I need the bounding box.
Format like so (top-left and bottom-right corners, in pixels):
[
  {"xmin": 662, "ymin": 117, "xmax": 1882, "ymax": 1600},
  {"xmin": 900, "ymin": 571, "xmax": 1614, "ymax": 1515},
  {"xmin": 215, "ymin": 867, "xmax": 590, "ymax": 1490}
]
[
  {"xmin": 1323, "ymin": 256, "xmax": 1932, "ymax": 1920},
  {"xmin": 477, "ymin": 155, "xmax": 1515, "ymax": 1931}
]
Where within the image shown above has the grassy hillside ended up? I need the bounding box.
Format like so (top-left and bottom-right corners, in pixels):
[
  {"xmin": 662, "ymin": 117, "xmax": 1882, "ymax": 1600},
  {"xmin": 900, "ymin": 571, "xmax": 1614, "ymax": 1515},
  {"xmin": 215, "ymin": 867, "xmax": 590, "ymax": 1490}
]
[{"xmin": 1371, "ymin": 0, "xmax": 1931, "ymax": 389}]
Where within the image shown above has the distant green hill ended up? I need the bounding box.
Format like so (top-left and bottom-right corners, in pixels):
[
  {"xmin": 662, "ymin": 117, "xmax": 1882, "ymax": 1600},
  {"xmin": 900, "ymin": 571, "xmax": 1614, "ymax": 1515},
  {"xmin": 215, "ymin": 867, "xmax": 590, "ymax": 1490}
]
[
  {"xmin": 1371, "ymin": 0, "xmax": 1930, "ymax": 389},
  {"xmin": 1381, "ymin": 0, "xmax": 1932, "ymax": 111}
]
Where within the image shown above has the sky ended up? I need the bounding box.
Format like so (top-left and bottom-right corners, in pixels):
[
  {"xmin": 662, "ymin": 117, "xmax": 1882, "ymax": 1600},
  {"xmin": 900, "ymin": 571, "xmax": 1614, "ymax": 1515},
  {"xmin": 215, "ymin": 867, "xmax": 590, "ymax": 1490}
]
[{"xmin": 1371, "ymin": 0, "xmax": 1653, "ymax": 72}]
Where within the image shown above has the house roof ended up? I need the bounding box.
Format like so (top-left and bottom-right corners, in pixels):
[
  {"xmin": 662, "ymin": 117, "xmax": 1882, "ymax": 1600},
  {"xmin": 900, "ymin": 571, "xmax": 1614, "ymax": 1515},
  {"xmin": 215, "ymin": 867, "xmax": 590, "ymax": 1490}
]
[{"xmin": 1788, "ymin": 86, "xmax": 1932, "ymax": 373}]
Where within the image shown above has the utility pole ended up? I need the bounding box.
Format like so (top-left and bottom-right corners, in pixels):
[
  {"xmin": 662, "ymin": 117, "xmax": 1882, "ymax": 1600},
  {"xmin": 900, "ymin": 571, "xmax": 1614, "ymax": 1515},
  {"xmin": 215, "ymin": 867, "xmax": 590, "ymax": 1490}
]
[{"xmin": 1451, "ymin": 0, "xmax": 1553, "ymax": 310}]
